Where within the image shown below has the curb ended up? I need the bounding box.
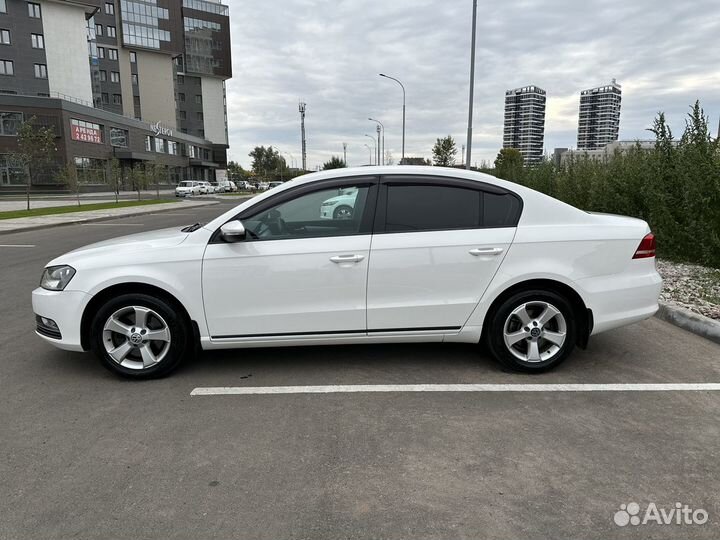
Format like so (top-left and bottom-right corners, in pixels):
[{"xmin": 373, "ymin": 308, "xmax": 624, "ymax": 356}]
[
  {"xmin": 655, "ymin": 302, "xmax": 720, "ymax": 345},
  {"xmin": 0, "ymin": 200, "xmax": 220, "ymax": 236}
]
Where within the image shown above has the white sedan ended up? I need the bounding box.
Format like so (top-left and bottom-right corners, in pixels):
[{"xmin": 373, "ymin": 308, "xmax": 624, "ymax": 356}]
[{"xmin": 32, "ymin": 166, "xmax": 661, "ymax": 379}]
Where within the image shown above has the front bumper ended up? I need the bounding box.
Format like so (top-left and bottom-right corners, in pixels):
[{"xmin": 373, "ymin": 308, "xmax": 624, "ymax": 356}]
[{"xmin": 32, "ymin": 288, "xmax": 91, "ymax": 352}]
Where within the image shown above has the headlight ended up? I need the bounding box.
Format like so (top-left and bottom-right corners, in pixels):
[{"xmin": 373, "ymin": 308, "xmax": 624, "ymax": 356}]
[{"xmin": 40, "ymin": 265, "xmax": 76, "ymax": 291}]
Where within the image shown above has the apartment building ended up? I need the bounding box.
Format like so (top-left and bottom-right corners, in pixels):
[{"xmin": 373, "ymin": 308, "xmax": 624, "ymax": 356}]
[{"xmin": 503, "ymin": 85, "xmax": 546, "ymax": 164}]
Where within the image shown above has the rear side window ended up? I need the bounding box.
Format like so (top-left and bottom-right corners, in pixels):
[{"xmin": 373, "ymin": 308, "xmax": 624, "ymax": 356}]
[
  {"xmin": 385, "ymin": 185, "xmax": 481, "ymax": 232},
  {"xmin": 483, "ymin": 192, "xmax": 522, "ymax": 228}
]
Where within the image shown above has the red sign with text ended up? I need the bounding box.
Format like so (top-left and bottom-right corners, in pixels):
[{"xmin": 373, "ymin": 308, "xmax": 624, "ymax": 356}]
[{"xmin": 71, "ymin": 125, "xmax": 103, "ymax": 144}]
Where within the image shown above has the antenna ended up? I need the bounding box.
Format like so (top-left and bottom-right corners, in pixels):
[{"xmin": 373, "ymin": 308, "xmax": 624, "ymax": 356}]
[{"xmin": 298, "ymin": 101, "xmax": 307, "ymax": 171}]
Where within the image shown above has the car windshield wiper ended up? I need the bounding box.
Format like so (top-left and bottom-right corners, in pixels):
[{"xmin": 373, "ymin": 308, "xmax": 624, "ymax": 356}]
[{"xmin": 181, "ymin": 223, "xmax": 203, "ymax": 232}]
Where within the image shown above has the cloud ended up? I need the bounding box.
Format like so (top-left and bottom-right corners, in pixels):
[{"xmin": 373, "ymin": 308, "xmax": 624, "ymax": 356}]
[{"xmin": 224, "ymin": 0, "xmax": 720, "ymax": 168}]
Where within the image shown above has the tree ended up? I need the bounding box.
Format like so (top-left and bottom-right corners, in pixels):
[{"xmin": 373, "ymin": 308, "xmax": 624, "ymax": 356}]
[
  {"xmin": 56, "ymin": 163, "xmax": 81, "ymax": 206},
  {"xmin": 144, "ymin": 162, "xmax": 167, "ymax": 199},
  {"xmin": 249, "ymin": 146, "xmax": 286, "ymax": 180},
  {"xmin": 494, "ymin": 148, "xmax": 524, "ymax": 181},
  {"xmin": 432, "ymin": 135, "xmax": 458, "ymax": 166},
  {"xmin": 322, "ymin": 156, "xmax": 346, "ymax": 170},
  {"xmin": 108, "ymin": 158, "xmax": 122, "ymax": 204},
  {"xmin": 399, "ymin": 157, "xmax": 431, "ymax": 165},
  {"xmin": 130, "ymin": 164, "xmax": 149, "ymax": 201},
  {"xmin": 8, "ymin": 117, "xmax": 57, "ymax": 210},
  {"xmin": 227, "ymin": 160, "xmax": 250, "ymax": 182}
]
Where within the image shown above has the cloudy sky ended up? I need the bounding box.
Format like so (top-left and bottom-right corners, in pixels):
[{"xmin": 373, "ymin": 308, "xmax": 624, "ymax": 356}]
[{"xmin": 224, "ymin": 0, "xmax": 720, "ymax": 169}]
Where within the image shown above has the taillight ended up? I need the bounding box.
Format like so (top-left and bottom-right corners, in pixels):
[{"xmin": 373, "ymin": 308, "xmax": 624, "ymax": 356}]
[{"xmin": 633, "ymin": 233, "xmax": 656, "ymax": 259}]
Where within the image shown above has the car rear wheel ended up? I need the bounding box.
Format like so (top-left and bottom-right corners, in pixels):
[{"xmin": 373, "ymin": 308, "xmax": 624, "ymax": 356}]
[
  {"xmin": 486, "ymin": 289, "xmax": 576, "ymax": 372},
  {"xmin": 90, "ymin": 293, "xmax": 191, "ymax": 379}
]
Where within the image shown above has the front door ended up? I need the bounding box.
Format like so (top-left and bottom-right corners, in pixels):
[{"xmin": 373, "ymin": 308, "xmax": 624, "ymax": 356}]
[{"xmin": 202, "ymin": 179, "xmax": 377, "ymax": 338}]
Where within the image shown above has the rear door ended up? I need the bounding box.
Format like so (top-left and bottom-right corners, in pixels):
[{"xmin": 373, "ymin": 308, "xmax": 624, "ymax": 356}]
[{"xmin": 366, "ymin": 176, "xmax": 521, "ymax": 331}]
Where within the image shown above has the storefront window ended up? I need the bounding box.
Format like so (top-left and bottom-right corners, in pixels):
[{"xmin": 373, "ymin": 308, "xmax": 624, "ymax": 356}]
[
  {"xmin": 74, "ymin": 157, "xmax": 107, "ymax": 184},
  {"xmin": 0, "ymin": 154, "xmax": 25, "ymax": 185},
  {"xmin": 0, "ymin": 112, "xmax": 23, "ymax": 136}
]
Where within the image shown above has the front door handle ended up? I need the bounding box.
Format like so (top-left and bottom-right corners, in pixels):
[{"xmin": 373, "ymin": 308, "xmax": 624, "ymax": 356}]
[
  {"xmin": 330, "ymin": 254, "xmax": 365, "ymax": 264},
  {"xmin": 469, "ymin": 247, "xmax": 504, "ymax": 256}
]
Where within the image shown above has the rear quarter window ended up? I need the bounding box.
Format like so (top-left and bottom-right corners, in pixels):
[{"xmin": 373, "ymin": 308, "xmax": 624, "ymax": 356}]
[{"xmin": 483, "ymin": 192, "xmax": 522, "ymax": 227}]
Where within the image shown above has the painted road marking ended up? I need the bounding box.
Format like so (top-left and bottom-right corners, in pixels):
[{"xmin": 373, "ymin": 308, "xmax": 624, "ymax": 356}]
[
  {"xmin": 191, "ymin": 383, "xmax": 720, "ymax": 396},
  {"xmin": 0, "ymin": 244, "xmax": 35, "ymax": 248}
]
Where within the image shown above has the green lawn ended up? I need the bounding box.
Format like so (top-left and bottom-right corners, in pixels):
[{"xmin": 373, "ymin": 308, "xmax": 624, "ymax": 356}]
[{"xmin": 0, "ymin": 199, "xmax": 177, "ymax": 220}]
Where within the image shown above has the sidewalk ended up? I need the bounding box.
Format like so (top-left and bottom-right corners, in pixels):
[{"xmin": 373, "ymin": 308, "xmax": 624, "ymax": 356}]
[{"xmin": 0, "ymin": 199, "xmax": 219, "ymax": 235}]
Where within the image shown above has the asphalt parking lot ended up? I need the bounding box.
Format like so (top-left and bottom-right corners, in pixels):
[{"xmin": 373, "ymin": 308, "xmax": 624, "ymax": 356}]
[{"xmin": 1, "ymin": 201, "xmax": 719, "ymax": 540}]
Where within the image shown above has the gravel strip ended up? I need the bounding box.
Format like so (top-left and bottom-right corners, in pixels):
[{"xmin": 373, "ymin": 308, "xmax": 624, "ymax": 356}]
[{"xmin": 657, "ymin": 259, "xmax": 720, "ymax": 320}]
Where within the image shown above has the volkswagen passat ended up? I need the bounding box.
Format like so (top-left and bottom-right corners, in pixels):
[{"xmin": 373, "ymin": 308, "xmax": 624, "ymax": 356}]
[{"xmin": 32, "ymin": 167, "xmax": 661, "ymax": 379}]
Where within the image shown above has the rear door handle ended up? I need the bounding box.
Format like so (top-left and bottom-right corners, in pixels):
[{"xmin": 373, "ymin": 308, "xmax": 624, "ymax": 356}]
[
  {"xmin": 330, "ymin": 254, "xmax": 365, "ymax": 263},
  {"xmin": 469, "ymin": 247, "xmax": 504, "ymax": 256}
]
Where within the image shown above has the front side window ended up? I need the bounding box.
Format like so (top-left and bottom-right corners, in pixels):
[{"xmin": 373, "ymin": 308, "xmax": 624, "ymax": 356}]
[
  {"xmin": 385, "ymin": 184, "xmax": 481, "ymax": 232},
  {"xmin": 242, "ymin": 184, "xmax": 371, "ymax": 241}
]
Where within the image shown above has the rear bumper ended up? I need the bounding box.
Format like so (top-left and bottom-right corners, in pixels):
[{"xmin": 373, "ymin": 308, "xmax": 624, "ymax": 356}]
[
  {"xmin": 32, "ymin": 288, "xmax": 91, "ymax": 352},
  {"xmin": 577, "ymin": 265, "xmax": 662, "ymax": 335}
]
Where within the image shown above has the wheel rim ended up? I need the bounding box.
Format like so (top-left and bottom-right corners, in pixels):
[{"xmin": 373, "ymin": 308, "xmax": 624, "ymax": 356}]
[
  {"xmin": 503, "ymin": 301, "xmax": 567, "ymax": 363},
  {"xmin": 102, "ymin": 306, "xmax": 171, "ymax": 370},
  {"xmin": 334, "ymin": 207, "xmax": 352, "ymax": 219}
]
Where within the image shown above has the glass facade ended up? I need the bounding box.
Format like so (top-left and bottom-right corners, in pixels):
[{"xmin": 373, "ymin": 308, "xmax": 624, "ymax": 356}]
[
  {"xmin": 120, "ymin": 0, "xmax": 170, "ymax": 49},
  {"xmin": 183, "ymin": 0, "xmax": 228, "ymax": 16}
]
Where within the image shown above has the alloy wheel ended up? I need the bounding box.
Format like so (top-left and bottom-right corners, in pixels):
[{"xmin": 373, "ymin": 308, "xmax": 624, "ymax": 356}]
[
  {"xmin": 102, "ymin": 306, "xmax": 171, "ymax": 370},
  {"xmin": 502, "ymin": 301, "xmax": 567, "ymax": 363}
]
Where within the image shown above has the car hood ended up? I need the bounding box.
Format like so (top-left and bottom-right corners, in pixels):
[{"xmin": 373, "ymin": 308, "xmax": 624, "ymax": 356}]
[{"xmin": 48, "ymin": 227, "xmax": 190, "ymax": 266}]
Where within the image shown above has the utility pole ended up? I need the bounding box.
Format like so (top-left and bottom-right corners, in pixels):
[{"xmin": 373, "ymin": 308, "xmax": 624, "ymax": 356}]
[
  {"xmin": 299, "ymin": 101, "xmax": 307, "ymax": 171},
  {"xmin": 465, "ymin": 0, "xmax": 478, "ymax": 170},
  {"xmin": 376, "ymin": 124, "xmax": 381, "ymax": 165},
  {"xmin": 342, "ymin": 142, "xmax": 347, "ymax": 166}
]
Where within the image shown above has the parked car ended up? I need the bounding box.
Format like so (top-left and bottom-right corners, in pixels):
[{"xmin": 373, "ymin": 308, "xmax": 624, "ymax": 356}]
[
  {"xmin": 216, "ymin": 180, "xmax": 235, "ymax": 193},
  {"xmin": 175, "ymin": 181, "xmax": 203, "ymax": 197},
  {"xmin": 268, "ymin": 182, "xmax": 283, "ymax": 189},
  {"xmin": 33, "ymin": 166, "xmax": 661, "ymax": 379},
  {"xmin": 198, "ymin": 181, "xmax": 214, "ymax": 194},
  {"xmin": 256, "ymin": 182, "xmax": 270, "ymax": 191},
  {"xmin": 236, "ymin": 181, "xmax": 252, "ymax": 191},
  {"xmin": 320, "ymin": 187, "xmax": 358, "ymax": 219}
]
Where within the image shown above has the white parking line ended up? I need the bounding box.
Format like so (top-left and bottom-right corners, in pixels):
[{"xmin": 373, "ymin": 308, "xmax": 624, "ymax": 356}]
[
  {"xmin": 191, "ymin": 383, "xmax": 720, "ymax": 396},
  {"xmin": 0, "ymin": 244, "xmax": 35, "ymax": 248}
]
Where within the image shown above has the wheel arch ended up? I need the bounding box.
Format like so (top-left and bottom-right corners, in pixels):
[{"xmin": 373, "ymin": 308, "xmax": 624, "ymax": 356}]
[
  {"xmin": 480, "ymin": 278, "xmax": 593, "ymax": 349},
  {"xmin": 80, "ymin": 282, "xmax": 199, "ymax": 352}
]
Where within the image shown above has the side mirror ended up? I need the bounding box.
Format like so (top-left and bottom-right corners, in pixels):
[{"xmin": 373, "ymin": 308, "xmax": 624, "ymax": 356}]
[{"xmin": 220, "ymin": 220, "xmax": 246, "ymax": 242}]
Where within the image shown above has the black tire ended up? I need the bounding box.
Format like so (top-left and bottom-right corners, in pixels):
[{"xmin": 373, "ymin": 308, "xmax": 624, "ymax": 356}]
[
  {"xmin": 90, "ymin": 293, "xmax": 192, "ymax": 379},
  {"xmin": 486, "ymin": 289, "xmax": 576, "ymax": 373},
  {"xmin": 333, "ymin": 205, "xmax": 353, "ymax": 219}
]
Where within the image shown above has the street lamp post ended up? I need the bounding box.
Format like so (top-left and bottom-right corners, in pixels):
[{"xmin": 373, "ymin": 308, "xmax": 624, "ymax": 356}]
[
  {"xmin": 364, "ymin": 134, "xmax": 377, "ymax": 166},
  {"xmin": 465, "ymin": 0, "xmax": 478, "ymax": 170},
  {"xmin": 379, "ymin": 73, "xmax": 405, "ymax": 163},
  {"xmin": 363, "ymin": 144, "xmax": 373, "ymax": 166},
  {"xmin": 369, "ymin": 117, "xmax": 385, "ymax": 165}
]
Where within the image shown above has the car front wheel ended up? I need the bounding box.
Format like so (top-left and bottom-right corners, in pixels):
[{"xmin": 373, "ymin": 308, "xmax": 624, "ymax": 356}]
[
  {"xmin": 90, "ymin": 293, "xmax": 191, "ymax": 379},
  {"xmin": 486, "ymin": 289, "xmax": 576, "ymax": 372}
]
